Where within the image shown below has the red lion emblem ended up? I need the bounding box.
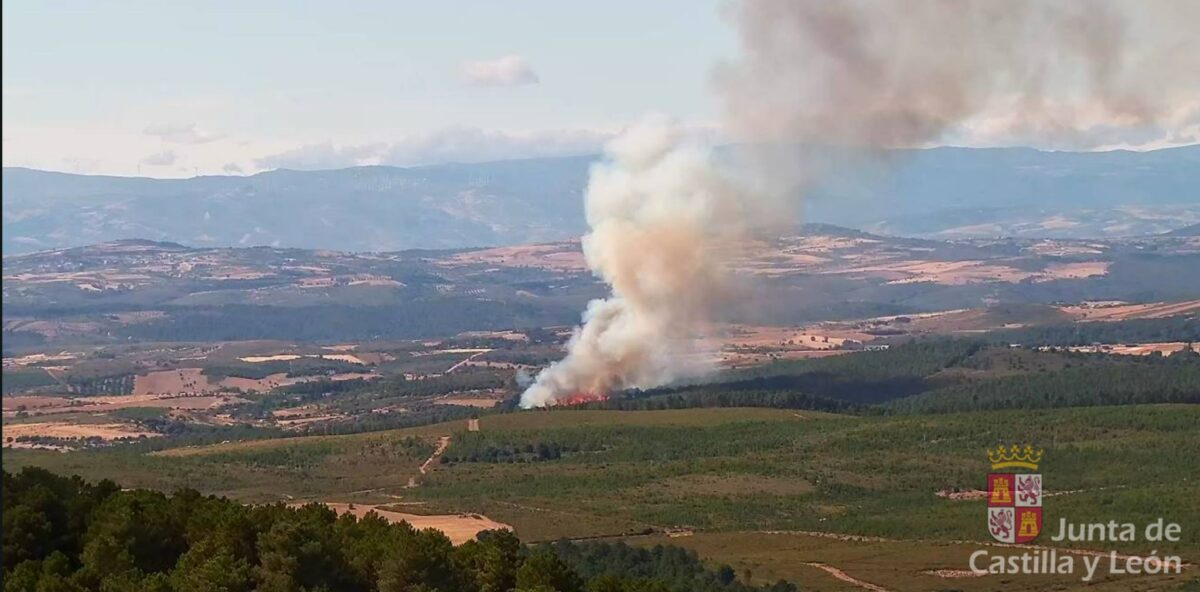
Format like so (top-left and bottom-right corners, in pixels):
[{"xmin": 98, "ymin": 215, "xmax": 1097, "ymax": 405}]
[
  {"xmin": 989, "ymin": 509, "xmax": 1013, "ymax": 539},
  {"xmin": 1017, "ymin": 475, "xmax": 1041, "ymax": 504}
]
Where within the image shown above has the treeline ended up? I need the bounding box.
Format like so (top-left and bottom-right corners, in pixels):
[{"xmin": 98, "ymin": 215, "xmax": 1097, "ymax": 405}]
[
  {"xmin": 117, "ymin": 301, "xmax": 575, "ymax": 342},
  {"xmin": 1, "ymin": 468, "xmax": 799, "ymax": 592},
  {"xmin": 584, "ymin": 388, "xmax": 857, "ymax": 414},
  {"xmin": 593, "ymin": 338, "xmax": 1200, "ymax": 415},
  {"xmin": 67, "ymin": 373, "xmax": 134, "ymax": 396},
  {"xmin": 743, "ymin": 338, "xmax": 982, "ymax": 383},
  {"xmin": 442, "ymin": 433, "xmax": 598, "ymax": 464},
  {"xmin": 1, "ymin": 368, "xmax": 59, "ymax": 395},
  {"xmin": 349, "ymin": 370, "xmax": 510, "ymax": 404},
  {"xmin": 543, "ymin": 540, "xmax": 797, "ymax": 592},
  {"xmin": 106, "ymin": 421, "xmax": 287, "ymax": 453},
  {"xmin": 0, "ymin": 330, "xmax": 47, "ymax": 356},
  {"xmin": 987, "ymin": 316, "xmax": 1199, "ymax": 346},
  {"xmin": 316, "ymin": 406, "xmax": 483, "ymax": 437},
  {"xmin": 887, "ymin": 350, "xmax": 1200, "ymax": 413},
  {"xmin": 202, "ymin": 358, "xmax": 365, "ymax": 381},
  {"xmin": 592, "ymin": 339, "xmax": 983, "ymax": 411}
]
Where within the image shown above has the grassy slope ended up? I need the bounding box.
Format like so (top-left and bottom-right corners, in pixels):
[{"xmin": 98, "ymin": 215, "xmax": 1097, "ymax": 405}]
[{"xmin": 5, "ymin": 405, "xmax": 1198, "ymax": 591}]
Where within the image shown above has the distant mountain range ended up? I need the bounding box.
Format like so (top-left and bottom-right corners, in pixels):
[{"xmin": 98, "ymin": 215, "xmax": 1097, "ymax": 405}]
[
  {"xmin": 4, "ymin": 144, "xmax": 1198, "ymax": 254},
  {"xmin": 6, "ymin": 224, "xmax": 1199, "ymax": 346}
]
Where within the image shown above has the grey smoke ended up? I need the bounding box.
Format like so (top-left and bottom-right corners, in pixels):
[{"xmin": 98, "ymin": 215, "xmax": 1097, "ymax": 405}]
[
  {"xmin": 716, "ymin": 0, "xmax": 1200, "ymax": 152},
  {"xmin": 519, "ymin": 0, "xmax": 1200, "ymax": 407}
]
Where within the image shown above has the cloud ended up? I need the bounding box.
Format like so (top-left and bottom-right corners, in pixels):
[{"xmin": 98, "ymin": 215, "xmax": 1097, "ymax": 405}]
[
  {"xmin": 252, "ymin": 128, "xmax": 612, "ymax": 171},
  {"xmin": 140, "ymin": 150, "xmax": 177, "ymax": 166},
  {"xmin": 253, "ymin": 141, "xmax": 385, "ymax": 170},
  {"xmin": 222, "ymin": 162, "xmax": 244, "ymax": 174},
  {"xmin": 143, "ymin": 122, "xmax": 224, "ymax": 144},
  {"xmin": 459, "ymin": 55, "xmax": 539, "ymax": 87},
  {"xmin": 380, "ymin": 127, "xmax": 610, "ymax": 166}
]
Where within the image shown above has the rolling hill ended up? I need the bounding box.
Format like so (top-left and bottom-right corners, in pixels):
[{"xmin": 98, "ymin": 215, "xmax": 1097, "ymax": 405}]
[
  {"xmin": 4, "ymin": 145, "xmax": 1198, "ymax": 254},
  {"xmin": 4, "ymin": 225, "xmax": 1199, "ymax": 347}
]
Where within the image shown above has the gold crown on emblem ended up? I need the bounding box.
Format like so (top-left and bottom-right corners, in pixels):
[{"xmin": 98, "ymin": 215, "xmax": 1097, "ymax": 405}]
[{"xmin": 987, "ymin": 444, "xmax": 1043, "ymax": 470}]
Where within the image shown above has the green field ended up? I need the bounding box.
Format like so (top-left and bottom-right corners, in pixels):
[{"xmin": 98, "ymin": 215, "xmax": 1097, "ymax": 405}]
[{"xmin": 6, "ymin": 405, "xmax": 1198, "ymax": 591}]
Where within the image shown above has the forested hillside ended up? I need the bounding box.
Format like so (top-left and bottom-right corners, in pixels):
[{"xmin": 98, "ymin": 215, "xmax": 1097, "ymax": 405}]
[
  {"xmin": 595, "ymin": 339, "xmax": 1200, "ymax": 414},
  {"xmin": 1, "ymin": 468, "xmax": 798, "ymax": 592}
]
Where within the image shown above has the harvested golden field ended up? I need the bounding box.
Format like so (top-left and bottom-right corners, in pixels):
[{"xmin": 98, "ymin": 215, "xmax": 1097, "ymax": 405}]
[
  {"xmin": 1060, "ymin": 299, "xmax": 1200, "ymax": 321},
  {"xmin": 132, "ymin": 368, "xmax": 215, "ymax": 395},
  {"xmin": 2, "ymin": 421, "xmax": 158, "ymax": 442},
  {"xmin": 443, "ymin": 242, "xmax": 587, "ymax": 271},
  {"xmin": 1038, "ymin": 260, "xmax": 1110, "ymax": 281},
  {"xmin": 320, "ymin": 353, "xmax": 370, "ymax": 364},
  {"xmin": 218, "ymin": 373, "xmax": 297, "ymax": 392},
  {"xmin": 2, "ymin": 351, "xmax": 78, "ymax": 367},
  {"xmin": 1053, "ymin": 342, "xmax": 1200, "ymax": 357},
  {"xmin": 237, "ymin": 353, "xmax": 375, "ymax": 364},
  {"xmin": 238, "ymin": 354, "xmax": 304, "ymax": 362},
  {"xmin": 319, "ymin": 503, "xmax": 511, "ymax": 545},
  {"xmin": 842, "ymin": 260, "xmax": 1035, "ymax": 285},
  {"xmin": 721, "ymin": 324, "xmax": 873, "ymax": 349},
  {"xmin": 132, "ymin": 368, "xmax": 315, "ymax": 395},
  {"xmin": 5, "ymin": 393, "xmax": 245, "ymax": 416},
  {"xmin": 1, "ymin": 395, "xmax": 71, "ymax": 411}
]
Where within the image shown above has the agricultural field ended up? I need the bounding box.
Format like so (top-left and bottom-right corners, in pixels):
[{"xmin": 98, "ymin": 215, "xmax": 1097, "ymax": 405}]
[
  {"xmin": 6, "ymin": 405, "xmax": 1198, "ymax": 590},
  {"xmin": 3, "ymin": 233, "xmax": 1199, "ymax": 591}
]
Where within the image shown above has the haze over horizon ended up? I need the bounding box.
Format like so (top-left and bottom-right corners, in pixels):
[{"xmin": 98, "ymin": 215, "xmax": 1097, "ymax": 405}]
[{"xmin": 5, "ymin": 0, "xmax": 1199, "ymax": 178}]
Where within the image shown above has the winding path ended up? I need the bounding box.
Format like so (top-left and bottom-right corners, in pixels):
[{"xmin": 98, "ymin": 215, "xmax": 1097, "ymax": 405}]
[
  {"xmin": 804, "ymin": 563, "xmax": 892, "ymax": 592},
  {"xmin": 419, "ymin": 436, "xmax": 452, "ymax": 476}
]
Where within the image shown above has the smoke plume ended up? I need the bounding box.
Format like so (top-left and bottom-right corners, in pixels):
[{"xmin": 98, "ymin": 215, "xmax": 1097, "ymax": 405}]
[
  {"xmin": 520, "ymin": 0, "xmax": 1199, "ymax": 408},
  {"xmin": 717, "ymin": 0, "xmax": 1199, "ymax": 151},
  {"xmin": 519, "ymin": 119, "xmax": 750, "ymax": 408}
]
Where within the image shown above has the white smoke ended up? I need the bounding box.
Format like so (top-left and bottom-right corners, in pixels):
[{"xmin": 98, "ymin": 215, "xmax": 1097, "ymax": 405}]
[
  {"xmin": 520, "ymin": 0, "xmax": 1199, "ymax": 408},
  {"xmin": 519, "ymin": 118, "xmax": 751, "ymax": 408}
]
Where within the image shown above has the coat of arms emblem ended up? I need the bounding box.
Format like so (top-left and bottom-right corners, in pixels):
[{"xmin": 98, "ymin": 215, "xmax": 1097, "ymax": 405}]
[{"xmin": 986, "ymin": 444, "xmax": 1043, "ymax": 544}]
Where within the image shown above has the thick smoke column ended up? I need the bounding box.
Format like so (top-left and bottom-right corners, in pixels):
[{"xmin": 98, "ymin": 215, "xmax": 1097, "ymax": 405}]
[
  {"xmin": 520, "ymin": 119, "xmax": 749, "ymax": 408},
  {"xmin": 521, "ymin": 0, "xmax": 1199, "ymax": 408},
  {"xmin": 717, "ymin": 0, "xmax": 1199, "ymax": 150}
]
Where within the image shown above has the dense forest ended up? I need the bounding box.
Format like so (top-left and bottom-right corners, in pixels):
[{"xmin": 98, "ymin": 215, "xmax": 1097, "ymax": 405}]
[
  {"xmin": 887, "ymin": 351, "xmax": 1200, "ymax": 413},
  {"xmin": 117, "ymin": 302, "xmax": 577, "ymax": 342},
  {"xmin": 594, "ymin": 339, "xmax": 1200, "ymax": 415},
  {"xmin": 1, "ymin": 468, "xmax": 800, "ymax": 592},
  {"xmin": 987, "ymin": 315, "xmax": 1199, "ymax": 346}
]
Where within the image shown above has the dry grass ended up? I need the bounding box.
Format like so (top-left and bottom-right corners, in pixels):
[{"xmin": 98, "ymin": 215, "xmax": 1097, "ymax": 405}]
[
  {"xmin": 3, "ymin": 393, "xmax": 247, "ymax": 418},
  {"xmin": 132, "ymin": 368, "xmax": 214, "ymax": 395},
  {"xmin": 443, "ymin": 242, "xmax": 587, "ymax": 271},
  {"xmin": 1038, "ymin": 261, "xmax": 1110, "ymax": 281},
  {"xmin": 319, "ymin": 503, "xmax": 511, "ymax": 545},
  {"xmin": 2, "ymin": 395, "xmax": 71, "ymax": 411},
  {"xmin": 1059, "ymin": 299, "xmax": 1200, "ymax": 321},
  {"xmin": 433, "ymin": 397, "xmax": 502, "ymax": 408},
  {"xmin": 627, "ymin": 531, "xmax": 1193, "ymax": 592},
  {"xmin": 132, "ymin": 368, "xmax": 323, "ymax": 395},
  {"xmin": 1051, "ymin": 342, "xmax": 1200, "ymax": 357},
  {"xmin": 2, "ymin": 421, "xmax": 158, "ymax": 442},
  {"xmin": 238, "ymin": 354, "xmax": 304, "ymax": 363}
]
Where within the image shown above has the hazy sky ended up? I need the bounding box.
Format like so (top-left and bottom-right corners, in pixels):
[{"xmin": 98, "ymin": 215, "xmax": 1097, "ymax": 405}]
[
  {"xmin": 2, "ymin": 0, "xmax": 734, "ymax": 176},
  {"xmin": 3, "ymin": 0, "xmax": 1197, "ymax": 177}
]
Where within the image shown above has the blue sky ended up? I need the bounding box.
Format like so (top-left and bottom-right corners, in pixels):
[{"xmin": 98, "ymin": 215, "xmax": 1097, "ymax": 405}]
[
  {"xmin": 2, "ymin": 0, "xmax": 735, "ymax": 176},
  {"xmin": 4, "ymin": 1, "xmax": 1197, "ymax": 177}
]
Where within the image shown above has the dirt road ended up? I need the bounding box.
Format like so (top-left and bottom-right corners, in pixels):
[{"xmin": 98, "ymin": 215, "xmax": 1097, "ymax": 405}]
[
  {"xmin": 804, "ymin": 563, "xmax": 892, "ymax": 592},
  {"xmin": 419, "ymin": 435, "xmax": 451, "ymax": 475}
]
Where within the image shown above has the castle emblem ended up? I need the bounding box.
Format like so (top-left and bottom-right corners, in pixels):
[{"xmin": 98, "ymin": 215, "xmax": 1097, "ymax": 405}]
[{"xmin": 986, "ymin": 444, "xmax": 1043, "ymax": 544}]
